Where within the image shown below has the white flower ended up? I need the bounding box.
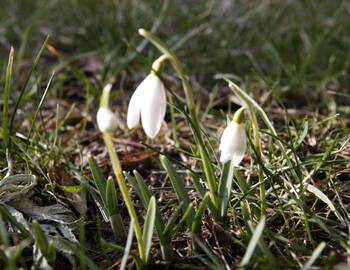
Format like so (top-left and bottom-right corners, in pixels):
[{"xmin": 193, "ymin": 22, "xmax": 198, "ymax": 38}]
[
  {"xmin": 127, "ymin": 73, "xmax": 166, "ymax": 139},
  {"xmin": 97, "ymin": 107, "xmax": 118, "ymax": 133},
  {"xmin": 219, "ymin": 121, "xmax": 246, "ymax": 164}
]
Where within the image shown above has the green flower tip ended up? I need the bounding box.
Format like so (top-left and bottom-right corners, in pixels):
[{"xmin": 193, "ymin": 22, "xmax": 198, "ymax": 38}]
[
  {"xmin": 233, "ymin": 107, "xmax": 245, "ymax": 124},
  {"xmin": 100, "ymin": 83, "xmax": 112, "ymax": 108},
  {"xmin": 151, "ymin": 55, "xmax": 167, "ymax": 74}
]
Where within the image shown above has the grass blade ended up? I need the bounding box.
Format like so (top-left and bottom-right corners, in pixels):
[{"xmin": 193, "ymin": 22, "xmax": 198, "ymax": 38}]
[
  {"xmin": 218, "ymin": 160, "xmax": 235, "ymax": 218},
  {"xmin": 57, "ymin": 238, "xmax": 100, "ymax": 270},
  {"xmin": 239, "ymin": 216, "xmax": 266, "ymax": 267},
  {"xmin": 88, "ymin": 155, "xmax": 107, "ymax": 204},
  {"xmin": 162, "ymin": 202, "xmax": 184, "ymax": 238},
  {"xmin": 106, "ymin": 176, "xmax": 126, "ymax": 241},
  {"xmin": 233, "ymin": 169, "xmax": 250, "ymax": 194},
  {"xmin": 125, "ymin": 171, "xmax": 174, "ymax": 260},
  {"xmin": 9, "ymin": 36, "xmax": 49, "ymax": 134},
  {"xmin": 306, "ymin": 184, "xmax": 345, "ymax": 226},
  {"xmin": 120, "ymin": 220, "xmax": 134, "ymax": 270},
  {"xmin": 186, "ymin": 170, "xmax": 206, "ymax": 197},
  {"xmin": 192, "ymin": 193, "xmax": 210, "ymax": 233},
  {"xmin": 0, "ymin": 206, "xmax": 31, "ymax": 238},
  {"xmin": 47, "ymin": 240, "xmax": 56, "ymax": 267},
  {"xmin": 160, "ymin": 155, "xmax": 194, "ymax": 224},
  {"xmin": 294, "ymin": 118, "xmax": 308, "ymax": 148},
  {"xmin": 32, "ymin": 220, "xmax": 48, "ymax": 256},
  {"xmin": 300, "ymin": 242, "xmax": 326, "ymax": 270},
  {"xmin": 26, "ymin": 71, "xmax": 54, "ymax": 147},
  {"xmin": 168, "ymin": 203, "xmax": 194, "ymax": 238},
  {"xmin": 133, "ymin": 171, "xmax": 167, "ymax": 237},
  {"xmin": 134, "ymin": 170, "xmax": 153, "ymax": 207},
  {"xmin": 14, "ymin": 26, "xmax": 31, "ymax": 75},
  {"xmin": 192, "ymin": 235, "xmax": 224, "ymax": 270},
  {"xmin": 105, "ymin": 176, "xmax": 119, "ymax": 216},
  {"xmin": 124, "ymin": 172, "xmax": 143, "ymax": 204},
  {"xmin": 2, "ymin": 47, "xmax": 14, "ymax": 150},
  {"xmin": 126, "ymin": 171, "xmax": 165, "ymax": 235},
  {"xmin": 142, "ymin": 196, "xmax": 156, "ymax": 263}
]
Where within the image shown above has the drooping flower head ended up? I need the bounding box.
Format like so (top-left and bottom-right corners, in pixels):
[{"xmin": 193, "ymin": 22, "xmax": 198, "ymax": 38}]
[
  {"xmin": 97, "ymin": 84, "xmax": 118, "ymax": 133},
  {"xmin": 219, "ymin": 107, "xmax": 246, "ymax": 165},
  {"xmin": 127, "ymin": 57, "xmax": 167, "ymax": 139}
]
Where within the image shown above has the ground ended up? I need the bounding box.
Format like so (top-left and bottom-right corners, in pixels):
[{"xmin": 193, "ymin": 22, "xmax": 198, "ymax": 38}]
[{"xmin": 0, "ymin": 1, "xmax": 349, "ymax": 269}]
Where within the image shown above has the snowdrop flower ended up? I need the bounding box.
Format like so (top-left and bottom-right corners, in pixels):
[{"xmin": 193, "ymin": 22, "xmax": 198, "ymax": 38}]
[
  {"xmin": 97, "ymin": 107, "xmax": 118, "ymax": 133},
  {"xmin": 219, "ymin": 108, "xmax": 246, "ymax": 165},
  {"xmin": 127, "ymin": 58, "xmax": 167, "ymax": 139},
  {"xmin": 97, "ymin": 84, "xmax": 118, "ymax": 133}
]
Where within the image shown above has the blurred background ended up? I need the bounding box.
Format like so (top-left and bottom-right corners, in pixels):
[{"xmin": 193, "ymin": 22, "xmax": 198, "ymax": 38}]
[{"xmin": 0, "ymin": 0, "xmax": 349, "ymax": 110}]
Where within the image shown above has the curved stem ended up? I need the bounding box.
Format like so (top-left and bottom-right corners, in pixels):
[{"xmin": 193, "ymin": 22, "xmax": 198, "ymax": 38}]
[
  {"xmin": 227, "ymin": 80, "xmax": 266, "ymax": 217},
  {"xmin": 139, "ymin": 29, "xmax": 195, "ymax": 110},
  {"xmin": 249, "ymin": 108, "xmax": 266, "ymax": 216},
  {"xmin": 139, "ymin": 29, "xmax": 219, "ymax": 213}
]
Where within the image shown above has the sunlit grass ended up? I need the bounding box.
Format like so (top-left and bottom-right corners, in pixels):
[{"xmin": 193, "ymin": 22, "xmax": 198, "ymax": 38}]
[{"xmin": 0, "ymin": 0, "xmax": 349, "ymax": 269}]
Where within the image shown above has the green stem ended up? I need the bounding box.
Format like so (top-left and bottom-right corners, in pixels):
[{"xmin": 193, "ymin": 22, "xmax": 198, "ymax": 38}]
[
  {"xmin": 138, "ymin": 29, "xmax": 195, "ymax": 109},
  {"xmin": 227, "ymin": 81, "xmax": 266, "ymax": 217},
  {"xmin": 249, "ymin": 108, "xmax": 266, "ymax": 216},
  {"xmin": 168, "ymin": 93, "xmax": 179, "ymax": 147},
  {"xmin": 102, "ymin": 133, "xmax": 145, "ymax": 262},
  {"xmin": 100, "ymin": 84, "xmax": 112, "ymax": 108},
  {"xmin": 139, "ymin": 29, "xmax": 219, "ymax": 213},
  {"xmin": 151, "ymin": 54, "xmax": 168, "ymax": 73}
]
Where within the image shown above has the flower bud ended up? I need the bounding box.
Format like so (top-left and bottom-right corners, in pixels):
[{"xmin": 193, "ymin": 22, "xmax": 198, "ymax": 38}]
[
  {"xmin": 219, "ymin": 108, "xmax": 246, "ymax": 164},
  {"xmin": 97, "ymin": 84, "xmax": 118, "ymax": 133},
  {"xmin": 97, "ymin": 107, "xmax": 118, "ymax": 133}
]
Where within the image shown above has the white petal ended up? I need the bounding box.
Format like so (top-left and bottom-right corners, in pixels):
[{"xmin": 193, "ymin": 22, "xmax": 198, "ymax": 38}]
[
  {"xmin": 219, "ymin": 122, "xmax": 236, "ymax": 151},
  {"xmin": 140, "ymin": 74, "xmax": 166, "ymax": 138},
  {"xmin": 231, "ymin": 151, "xmax": 245, "ymax": 166},
  {"xmin": 220, "ymin": 151, "xmax": 232, "ymax": 163},
  {"xmin": 127, "ymin": 78, "xmax": 147, "ymax": 129},
  {"xmin": 97, "ymin": 108, "xmax": 118, "ymax": 133},
  {"xmin": 219, "ymin": 122, "xmax": 246, "ymax": 164}
]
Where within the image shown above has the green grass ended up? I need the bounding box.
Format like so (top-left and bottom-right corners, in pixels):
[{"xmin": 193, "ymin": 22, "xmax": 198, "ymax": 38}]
[{"xmin": 0, "ymin": 0, "xmax": 350, "ymax": 269}]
